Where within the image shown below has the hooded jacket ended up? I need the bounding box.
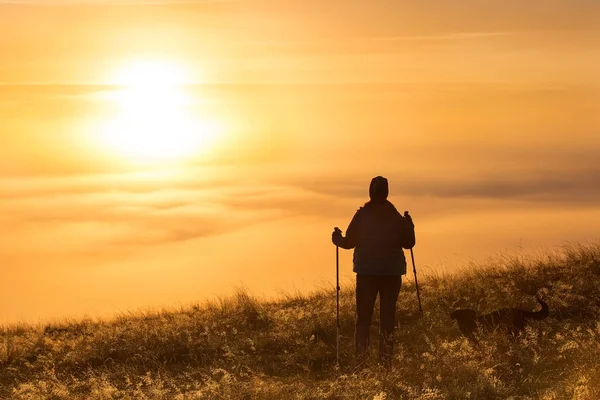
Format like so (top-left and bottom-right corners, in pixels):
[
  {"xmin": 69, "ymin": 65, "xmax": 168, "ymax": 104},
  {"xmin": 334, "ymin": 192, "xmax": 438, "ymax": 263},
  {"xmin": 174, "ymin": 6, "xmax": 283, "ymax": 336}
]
[{"xmin": 336, "ymin": 200, "xmax": 415, "ymax": 275}]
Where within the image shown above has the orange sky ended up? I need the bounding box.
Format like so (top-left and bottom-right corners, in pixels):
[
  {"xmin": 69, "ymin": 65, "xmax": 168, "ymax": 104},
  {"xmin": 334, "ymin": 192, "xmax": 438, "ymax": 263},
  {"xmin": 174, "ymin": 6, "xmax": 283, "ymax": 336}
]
[{"xmin": 1, "ymin": 0, "xmax": 599, "ymax": 324}]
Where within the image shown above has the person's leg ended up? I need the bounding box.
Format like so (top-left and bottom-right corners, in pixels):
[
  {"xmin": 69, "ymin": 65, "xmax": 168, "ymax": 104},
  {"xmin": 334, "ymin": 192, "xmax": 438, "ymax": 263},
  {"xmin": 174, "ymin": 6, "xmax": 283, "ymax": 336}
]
[
  {"xmin": 355, "ymin": 274, "xmax": 378, "ymax": 363},
  {"xmin": 378, "ymin": 275, "xmax": 402, "ymax": 368}
]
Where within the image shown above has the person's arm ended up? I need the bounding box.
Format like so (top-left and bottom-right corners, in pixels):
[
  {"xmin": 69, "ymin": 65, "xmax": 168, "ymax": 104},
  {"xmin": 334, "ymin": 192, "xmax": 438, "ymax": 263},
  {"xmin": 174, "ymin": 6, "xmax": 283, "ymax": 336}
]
[
  {"xmin": 400, "ymin": 213, "xmax": 416, "ymax": 249},
  {"xmin": 332, "ymin": 209, "xmax": 361, "ymax": 249}
]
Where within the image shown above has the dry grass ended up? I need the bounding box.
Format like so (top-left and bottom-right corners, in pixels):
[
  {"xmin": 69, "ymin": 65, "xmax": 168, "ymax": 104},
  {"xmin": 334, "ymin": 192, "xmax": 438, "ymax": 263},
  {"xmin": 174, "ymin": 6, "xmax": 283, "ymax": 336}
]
[{"xmin": 1, "ymin": 242, "xmax": 600, "ymax": 399}]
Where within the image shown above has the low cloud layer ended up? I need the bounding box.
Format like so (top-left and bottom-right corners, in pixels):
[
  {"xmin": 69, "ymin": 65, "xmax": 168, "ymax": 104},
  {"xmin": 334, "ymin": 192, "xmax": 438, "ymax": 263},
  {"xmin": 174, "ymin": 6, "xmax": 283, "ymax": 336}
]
[{"xmin": 1, "ymin": 159, "xmax": 598, "ymax": 267}]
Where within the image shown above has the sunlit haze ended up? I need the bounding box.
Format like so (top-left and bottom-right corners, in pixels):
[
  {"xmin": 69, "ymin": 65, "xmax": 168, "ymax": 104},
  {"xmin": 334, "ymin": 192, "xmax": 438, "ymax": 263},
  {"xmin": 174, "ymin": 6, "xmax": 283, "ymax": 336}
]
[
  {"xmin": 101, "ymin": 60, "xmax": 223, "ymax": 162},
  {"xmin": 0, "ymin": 0, "xmax": 598, "ymax": 324}
]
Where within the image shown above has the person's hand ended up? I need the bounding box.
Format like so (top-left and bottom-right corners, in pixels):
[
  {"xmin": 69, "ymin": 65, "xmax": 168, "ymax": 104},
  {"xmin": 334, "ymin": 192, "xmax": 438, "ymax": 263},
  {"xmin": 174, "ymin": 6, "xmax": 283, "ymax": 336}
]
[
  {"xmin": 332, "ymin": 227, "xmax": 343, "ymax": 246},
  {"xmin": 403, "ymin": 211, "xmax": 414, "ymax": 227}
]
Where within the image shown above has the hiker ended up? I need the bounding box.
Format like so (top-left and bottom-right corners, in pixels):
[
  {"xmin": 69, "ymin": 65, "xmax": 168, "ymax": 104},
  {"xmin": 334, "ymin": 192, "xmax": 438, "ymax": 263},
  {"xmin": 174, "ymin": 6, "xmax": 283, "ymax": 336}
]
[{"xmin": 331, "ymin": 176, "xmax": 415, "ymax": 369}]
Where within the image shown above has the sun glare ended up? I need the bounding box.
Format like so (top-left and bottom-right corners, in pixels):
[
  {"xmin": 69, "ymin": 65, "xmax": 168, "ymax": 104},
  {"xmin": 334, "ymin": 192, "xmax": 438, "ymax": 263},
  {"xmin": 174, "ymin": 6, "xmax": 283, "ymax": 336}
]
[{"xmin": 102, "ymin": 60, "xmax": 220, "ymax": 162}]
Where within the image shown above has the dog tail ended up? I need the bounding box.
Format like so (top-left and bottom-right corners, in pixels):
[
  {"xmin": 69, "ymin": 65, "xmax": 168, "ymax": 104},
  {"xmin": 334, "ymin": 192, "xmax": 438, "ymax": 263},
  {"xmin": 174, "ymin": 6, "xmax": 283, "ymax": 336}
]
[{"xmin": 523, "ymin": 297, "xmax": 549, "ymax": 320}]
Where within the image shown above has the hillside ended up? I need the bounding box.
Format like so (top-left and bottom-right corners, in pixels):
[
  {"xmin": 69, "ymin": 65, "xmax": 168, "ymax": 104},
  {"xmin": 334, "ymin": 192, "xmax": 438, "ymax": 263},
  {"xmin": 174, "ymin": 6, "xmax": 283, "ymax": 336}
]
[{"xmin": 1, "ymin": 242, "xmax": 600, "ymax": 399}]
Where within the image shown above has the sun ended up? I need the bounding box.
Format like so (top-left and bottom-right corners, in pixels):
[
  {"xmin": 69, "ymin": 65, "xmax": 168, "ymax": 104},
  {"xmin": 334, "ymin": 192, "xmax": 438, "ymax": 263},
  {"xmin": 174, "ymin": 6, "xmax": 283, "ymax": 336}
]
[{"xmin": 101, "ymin": 60, "xmax": 220, "ymax": 162}]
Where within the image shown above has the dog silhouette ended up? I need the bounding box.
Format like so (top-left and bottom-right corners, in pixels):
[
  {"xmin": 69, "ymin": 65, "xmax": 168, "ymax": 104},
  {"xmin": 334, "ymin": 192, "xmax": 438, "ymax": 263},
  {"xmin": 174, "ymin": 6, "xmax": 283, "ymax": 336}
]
[{"xmin": 451, "ymin": 298, "xmax": 549, "ymax": 339}]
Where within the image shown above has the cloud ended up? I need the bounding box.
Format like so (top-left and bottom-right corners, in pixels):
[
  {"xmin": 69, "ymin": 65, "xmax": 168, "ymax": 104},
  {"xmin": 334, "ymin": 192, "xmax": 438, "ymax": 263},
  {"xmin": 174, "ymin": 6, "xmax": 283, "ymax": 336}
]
[
  {"xmin": 5, "ymin": 169, "xmax": 594, "ymax": 239},
  {"xmin": 290, "ymin": 166, "xmax": 600, "ymax": 206},
  {"xmin": 407, "ymin": 174, "xmax": 600, "ymax": 204},
  {"xmin": 0, "ymin": 173, "xmax": 313, "ymax": 260}
]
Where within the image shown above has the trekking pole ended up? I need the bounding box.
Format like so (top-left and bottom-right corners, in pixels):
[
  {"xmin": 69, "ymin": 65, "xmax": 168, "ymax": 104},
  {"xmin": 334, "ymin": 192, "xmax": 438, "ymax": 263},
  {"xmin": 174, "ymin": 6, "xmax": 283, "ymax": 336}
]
[
  {"xmin": 409, "ymin": 247, "xmax": 423, "ymax": 312},
  {"xmin": 404, "ymin": 212, "xmax": 423, "ymax": 312},
  {"xmin": 334, "ymin": 227, "xmax": 341, "ymax": 366}
]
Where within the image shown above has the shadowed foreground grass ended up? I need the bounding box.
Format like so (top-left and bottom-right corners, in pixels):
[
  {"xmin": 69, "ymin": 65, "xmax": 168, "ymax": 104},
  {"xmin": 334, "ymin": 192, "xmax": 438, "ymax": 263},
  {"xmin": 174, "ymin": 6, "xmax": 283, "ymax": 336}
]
[{"xmin": 2, "ymin": 242, "xmax": 600, "ymax": 399}]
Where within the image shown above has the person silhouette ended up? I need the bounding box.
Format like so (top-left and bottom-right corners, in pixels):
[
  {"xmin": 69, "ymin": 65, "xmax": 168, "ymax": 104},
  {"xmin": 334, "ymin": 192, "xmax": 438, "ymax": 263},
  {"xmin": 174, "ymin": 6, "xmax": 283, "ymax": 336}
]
[{"xmin": 332, "ymin": 176, "xmax": 415, "ymax": 369}]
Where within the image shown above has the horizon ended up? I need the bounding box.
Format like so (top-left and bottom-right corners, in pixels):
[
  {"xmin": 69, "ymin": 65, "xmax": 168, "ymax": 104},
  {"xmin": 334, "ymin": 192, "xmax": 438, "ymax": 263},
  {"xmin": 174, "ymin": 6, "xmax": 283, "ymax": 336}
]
[{"xmin": 1, "ymin": 0, "xmax": 599, "ymax": 324}]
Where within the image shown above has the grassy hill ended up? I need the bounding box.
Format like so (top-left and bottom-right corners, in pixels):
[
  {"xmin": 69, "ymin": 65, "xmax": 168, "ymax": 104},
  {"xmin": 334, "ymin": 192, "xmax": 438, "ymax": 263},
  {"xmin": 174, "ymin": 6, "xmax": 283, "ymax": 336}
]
[{"xmin": 1, "ymin": 242, "xmax": 600, "ymax": 399}]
